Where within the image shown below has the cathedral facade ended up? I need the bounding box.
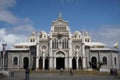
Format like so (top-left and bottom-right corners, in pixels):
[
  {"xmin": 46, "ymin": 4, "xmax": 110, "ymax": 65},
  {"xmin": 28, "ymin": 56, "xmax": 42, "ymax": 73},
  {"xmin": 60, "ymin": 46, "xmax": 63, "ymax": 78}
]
[{"xmin": 1, "ymin": 14, "xmax": 119, "ymax": 71}]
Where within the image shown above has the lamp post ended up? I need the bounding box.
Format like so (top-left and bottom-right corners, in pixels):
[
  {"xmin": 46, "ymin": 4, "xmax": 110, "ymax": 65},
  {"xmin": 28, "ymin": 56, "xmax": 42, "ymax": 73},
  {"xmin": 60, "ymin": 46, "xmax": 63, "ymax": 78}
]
[{"xmin": 2, "ymin": 44, "xmax": 7, "ymax": 71}]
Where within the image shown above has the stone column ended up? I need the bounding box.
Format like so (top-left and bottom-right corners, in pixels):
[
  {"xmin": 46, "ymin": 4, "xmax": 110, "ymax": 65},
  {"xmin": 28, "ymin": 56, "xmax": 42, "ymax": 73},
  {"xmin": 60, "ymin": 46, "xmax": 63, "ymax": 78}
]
[
  {"xmin": 54, "ymin": 57, "xmax": 56, "ymax": 69},
  {"xmin": 49, "ymin": 58, "xmax": 53, "ymax": 70},
  {"xmin": 43, "ymin": 57, "xmax": 45, "ymax": 70},
  {"xmin": 36, "ymin": 58, "xmax": 39, "ymax": 70},
  {"xmin": 69, "ymin": 58, "xmax": 72, "ymax": 69},
  {"xmin": 82, "ymin": 42, "xmax": 86, "ymax": 69},
  {"xmin": 49, "ymin": 38, "xmax": 53, "ymax": 70},
  {"xmin": 36, "ymin": 43, "xmax": 39, "ymax": 70},
  {"xmin": 68, "ymin": 33, "xmax": 72, "ymax": 69},
  {"xmin": 65, "ymin": 57, "xmax": 67, "ymax": 69}
]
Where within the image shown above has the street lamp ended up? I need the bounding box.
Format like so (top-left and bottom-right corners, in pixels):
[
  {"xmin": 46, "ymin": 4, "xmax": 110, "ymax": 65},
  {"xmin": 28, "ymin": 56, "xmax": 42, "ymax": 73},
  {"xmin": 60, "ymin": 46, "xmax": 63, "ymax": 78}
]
[{"xmin": 2, "ymin": 44, "xmax": 7, "ymax": 71}]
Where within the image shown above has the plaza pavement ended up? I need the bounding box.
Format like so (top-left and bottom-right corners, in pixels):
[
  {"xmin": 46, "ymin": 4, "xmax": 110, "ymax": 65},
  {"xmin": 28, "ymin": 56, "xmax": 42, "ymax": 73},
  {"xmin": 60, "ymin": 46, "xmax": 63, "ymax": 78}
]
[{"xmin": 0, "ymin": 71, "xmax": 120, "ymax": 80}]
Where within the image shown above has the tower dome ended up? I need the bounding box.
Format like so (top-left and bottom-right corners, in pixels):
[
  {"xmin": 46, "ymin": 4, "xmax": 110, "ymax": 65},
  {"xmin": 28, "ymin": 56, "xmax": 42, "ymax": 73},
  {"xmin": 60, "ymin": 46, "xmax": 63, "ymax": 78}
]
[
  {"xmin": 73, "ymin": 31, "xmax": 81, "ymax": 38},
  {"xmin": 39, "ymin": 31, "xmax": 47, "ymax": 38}
]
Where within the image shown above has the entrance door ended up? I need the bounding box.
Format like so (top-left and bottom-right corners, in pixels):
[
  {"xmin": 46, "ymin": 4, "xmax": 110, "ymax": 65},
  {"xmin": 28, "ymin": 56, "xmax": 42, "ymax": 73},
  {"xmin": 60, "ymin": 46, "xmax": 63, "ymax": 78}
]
[
  {"xmin": 45, "ymin": 58, "xmax": 49, "ymax": 70},
  {"xmin": 39, "ymin": 57, "xmax": 43, "ymax": 70},
  {"xmin": 91, "ymin": 57, "xmax": 97, "ymax": 69},
  {"xmin": 72, "ymin": 57, "xmax": 76, "ymax": 70},
  {"xmin": 78, "ymin": 57, "xmax": 83, "ymax": 70},
  {"xmin": 56, "ymin": 57, "xmax": 65, "ymax": 70},
  {"xmin": 23, "ymin": 57, "xmax": 29, "ymax": 69}
]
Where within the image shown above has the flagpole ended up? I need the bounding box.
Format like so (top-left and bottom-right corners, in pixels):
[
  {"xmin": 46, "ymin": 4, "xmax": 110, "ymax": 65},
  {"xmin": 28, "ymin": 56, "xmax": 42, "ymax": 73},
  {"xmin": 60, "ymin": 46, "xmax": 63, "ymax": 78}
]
[{"xmin": 2, "ymin": 44, "xmax": 7, "ymax": 71}]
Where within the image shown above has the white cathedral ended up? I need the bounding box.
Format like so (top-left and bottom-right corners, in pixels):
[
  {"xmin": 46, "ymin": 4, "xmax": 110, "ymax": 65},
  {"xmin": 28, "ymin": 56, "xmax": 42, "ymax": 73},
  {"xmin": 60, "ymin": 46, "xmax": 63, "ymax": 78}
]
[{"xmin": 1, "ymin": 13, "xmax": 119, "ymax": 71}]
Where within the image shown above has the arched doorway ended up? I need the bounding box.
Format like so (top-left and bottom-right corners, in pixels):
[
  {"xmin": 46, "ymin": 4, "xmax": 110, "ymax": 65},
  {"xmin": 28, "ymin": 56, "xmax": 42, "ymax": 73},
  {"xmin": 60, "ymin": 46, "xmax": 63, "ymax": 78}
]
[
  {"xmin": 72, "ymin": 57, "xmax": 76, "ymax": 70},
  {"xmin": 56, "ymin": 57, "xmax": 65, "ymax": 70},
  {"xmin": 23, "ymin": 57, "xmax": 29, "ymax": 69},
  {"xmin": 56, "ymin": 51, "xmax": 65, "ymax": 70},
  {"xmin": 91, "ymin": 57, "xmax": 97, "ymax": 69},
  {"xmin": 45, "ymin": 57, "xmax": 49, "ymax": 70},
  {"xmin": 78, "ymin": 57, "xmax": 82, "ymax": 70},
  {"xmin": 39, "ymin": 57, "xmax": 43, "ymax": 70}
]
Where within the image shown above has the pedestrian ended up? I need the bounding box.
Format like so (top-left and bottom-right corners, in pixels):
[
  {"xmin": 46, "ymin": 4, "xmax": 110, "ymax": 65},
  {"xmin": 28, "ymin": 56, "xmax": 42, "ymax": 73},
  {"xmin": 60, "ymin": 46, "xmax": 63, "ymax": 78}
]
[
  {"xmin": 25, "ymin": 68, "xmax": 31, "ymax": 80},
  {"xmin": 60, "ymin": 68, "xmax": 63, "ymax": 74},
  {"xmin": 114, "ymin": 68, "xmax": 118, "ymax": 78},
  {"xmin": 70, "ymin": 69, "xmax": 73, "ymax": 76},
  {"xmin": 110, "ymin": 68, "xmax": 113, "ymax": 75}
]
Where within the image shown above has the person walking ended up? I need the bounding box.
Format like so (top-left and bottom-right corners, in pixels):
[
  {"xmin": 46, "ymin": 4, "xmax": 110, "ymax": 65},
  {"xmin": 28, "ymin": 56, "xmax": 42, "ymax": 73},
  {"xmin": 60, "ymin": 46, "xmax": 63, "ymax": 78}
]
[
  {"xmin": 25, "ymin": 68, "xmax": 31, "ymax": 80},
  {"xmin": 70, "ymin": 69, "xmax": 73, "ymax": 76},
  {"xmin": 60, "ymin": 68, "xmax": 63, "ymax": 74}
]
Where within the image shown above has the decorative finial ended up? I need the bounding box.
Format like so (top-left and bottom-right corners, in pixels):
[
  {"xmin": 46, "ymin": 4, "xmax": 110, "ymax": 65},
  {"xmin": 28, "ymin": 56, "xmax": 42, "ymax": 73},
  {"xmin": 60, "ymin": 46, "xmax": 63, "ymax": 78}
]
[
  {"xmin": 58, "ymin": 12, "xmax": 62, "ymax": 19},
  {"xmin": 32, "ymin": 32, "xmax": 35, "ymax": 35}
]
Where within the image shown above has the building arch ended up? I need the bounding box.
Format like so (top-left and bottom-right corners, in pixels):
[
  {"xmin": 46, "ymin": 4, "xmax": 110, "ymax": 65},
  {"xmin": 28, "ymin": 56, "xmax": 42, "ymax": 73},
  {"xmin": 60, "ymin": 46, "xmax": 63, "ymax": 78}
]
[
  {"xmin": 23, "ymin": 57, "xmax": 29, "ymax": 69},
  {"xmin": 91, "ymin": 56, "xmax": 97, "ymax": 69},
  {"xmin": 78, "ymin": 57, "xmax": 83, "ymax": 70},
  {"xmin": 13, "ymin": 56, "xmax": 18, "ymax": 65},
  {"xmin": 72, "ymin": 57, "xmax": 76, "ymax": 70},
  {"xmin": 102, "ymin": 56, "xmax": 107, "ymax": 65},
  {"xmin": 45, "ymin": 57, "xmax": 49, "ymax": 70},
  {"xmin": 55, "ymin": 51, "xmax": 65, "ymax": 70},
  {"xmin": 114, "ymin": 57, "xmax": 117, "ymax": 65},
  {"xmin": 54, "ymin": 50, "xmax": 66, "ymax": 57}
]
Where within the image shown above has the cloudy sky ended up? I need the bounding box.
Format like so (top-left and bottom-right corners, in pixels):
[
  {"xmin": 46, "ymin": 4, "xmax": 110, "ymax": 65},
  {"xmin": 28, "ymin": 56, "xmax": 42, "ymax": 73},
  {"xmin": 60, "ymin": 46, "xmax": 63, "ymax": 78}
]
[{"xmin": 0, "ymin": 0, "xmax": 120, "ymax": 50}]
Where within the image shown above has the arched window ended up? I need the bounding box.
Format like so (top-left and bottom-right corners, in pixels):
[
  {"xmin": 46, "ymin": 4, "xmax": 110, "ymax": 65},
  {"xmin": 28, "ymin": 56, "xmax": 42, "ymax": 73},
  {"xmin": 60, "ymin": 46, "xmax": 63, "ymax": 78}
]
[
  {"xmin": 52, "ymin": 41, "xmax": 54, "ymax": 49},
  {"xmin": 91, "ymin": 57, "xmax": 97, "ymax": 69},
  {"xmin": 33, "ymin": 39, "xmax": 35, "ymax": 42},
  {"xmin": 103, "ymin": 57, "xmax": 107, "ymax": 65},
  {"xmin": 13, "ymin": 57, "xmax": 18, "ymax": 65},
  {"xmin": 85, "ymin": 38, "xmax": 89, "ymax": 42},
  {"xmin": 23, "ymin": 57, "xmax": 29, "ymax": 69},
  {"xmin": 30, "ymin": 39, "xmax": 32, "ymax": 42},
  {"xmin": 55, "ymin": 40, "xmax": 57, "ymax": 49},
  {"xmin": 74, "ymin": 35, "xmax": 76, "ymax": 38},
  {"xmin": 114, "ymin": 57, "xmax": 117, "ymax": 65}
]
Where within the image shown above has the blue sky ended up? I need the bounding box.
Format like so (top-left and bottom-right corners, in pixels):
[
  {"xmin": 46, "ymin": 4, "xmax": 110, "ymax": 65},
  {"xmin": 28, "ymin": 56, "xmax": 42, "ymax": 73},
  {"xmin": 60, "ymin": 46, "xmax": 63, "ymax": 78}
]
[
  {"xmin": 14, "ymin": 0, "xmax": 120, "ymax": 31},
  {"xmin": 0, "ymin": 0, "xmax": 120, "ymax": 49}
]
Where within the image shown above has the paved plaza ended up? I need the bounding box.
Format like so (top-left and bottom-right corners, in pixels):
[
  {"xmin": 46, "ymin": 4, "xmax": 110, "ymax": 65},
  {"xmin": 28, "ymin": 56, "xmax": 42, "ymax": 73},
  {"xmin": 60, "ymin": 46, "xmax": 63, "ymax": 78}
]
[{"xmin": 0, "ymin": 71, "xmax": 120, "ymax": 80}]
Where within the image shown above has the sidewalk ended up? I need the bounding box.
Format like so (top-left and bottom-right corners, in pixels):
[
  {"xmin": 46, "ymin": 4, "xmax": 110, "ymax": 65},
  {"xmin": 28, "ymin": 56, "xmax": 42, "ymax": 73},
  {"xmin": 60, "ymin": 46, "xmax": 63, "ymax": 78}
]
[{"xmin": 0, "ymin": 71, "xmax": 120, "ymax": 80}]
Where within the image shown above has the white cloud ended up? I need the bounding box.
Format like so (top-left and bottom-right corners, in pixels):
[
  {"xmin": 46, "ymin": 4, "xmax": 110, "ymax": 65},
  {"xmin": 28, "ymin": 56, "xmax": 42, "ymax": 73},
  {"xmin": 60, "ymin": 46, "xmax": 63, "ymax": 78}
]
[
  {"xmin": 13, "ymin": 24, "xmax": 35, "ymax": 34},
  {"xmin": 3, "ymin": 34, "xmax": 19, "ymax": 44},
  {"xmin": 0, "ymin": 0, "xmax": 16, "ymax": 9},
  {"xmin": 13, "ymin": 17, "xmax": 35, "ymax": 34},
  {"xmin": 0, "ymin": 28, "xmax": 27, "ymax": 50},
  {"xmin": 0, "ymin": 0, "xmax": 17, "ymax": 24},
  {"xmin": 90, "ymin": 25, "xmax": 120, "ymax": 47},
  {"xmin": 0, "ymin": 0, "xmax": 35, "ymax": 50},
  {"xmin": 0, "ymin": 10, "xmax": 18, "ymax": 24},
  {"xmin": 0, "ymin": 0, "xmax": 35, "ymax": 31},
  {"xmin": 0, "ymin": 28, "xmax": 6, "ymax": 37}
]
